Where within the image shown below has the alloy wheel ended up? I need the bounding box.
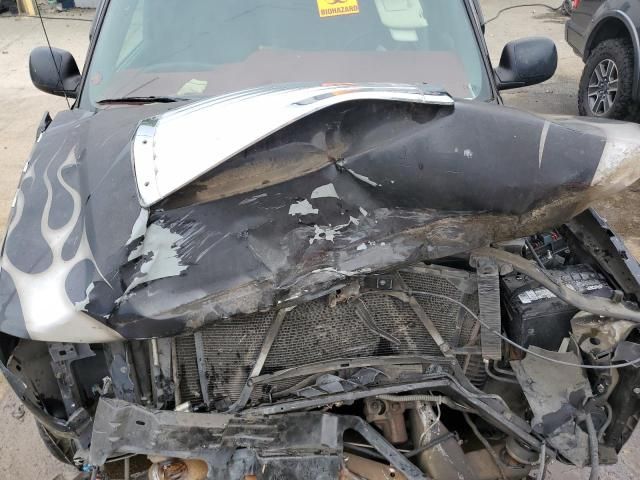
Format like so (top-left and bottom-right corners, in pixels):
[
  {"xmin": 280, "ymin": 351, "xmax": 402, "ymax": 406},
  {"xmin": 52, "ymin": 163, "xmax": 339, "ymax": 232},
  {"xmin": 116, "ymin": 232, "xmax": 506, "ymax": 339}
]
[{"xmin": 587, "ymin": 59, "xmax": 619, "ymax": 115}]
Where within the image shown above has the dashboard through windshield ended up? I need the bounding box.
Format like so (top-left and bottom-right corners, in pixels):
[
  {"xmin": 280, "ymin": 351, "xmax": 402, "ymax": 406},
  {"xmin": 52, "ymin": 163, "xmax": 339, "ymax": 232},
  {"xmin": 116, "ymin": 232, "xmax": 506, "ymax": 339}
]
[{"xmin": 81, "ymin": 0, "xmax": 492, "ymax": 108}]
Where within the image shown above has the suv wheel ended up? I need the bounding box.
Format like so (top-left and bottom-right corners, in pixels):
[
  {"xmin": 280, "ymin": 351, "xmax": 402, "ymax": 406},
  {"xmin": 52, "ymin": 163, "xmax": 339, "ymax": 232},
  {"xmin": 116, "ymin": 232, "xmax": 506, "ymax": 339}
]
[{"xmin": 578, "ymin": 38, "xmax": 635, "ymax": 119}]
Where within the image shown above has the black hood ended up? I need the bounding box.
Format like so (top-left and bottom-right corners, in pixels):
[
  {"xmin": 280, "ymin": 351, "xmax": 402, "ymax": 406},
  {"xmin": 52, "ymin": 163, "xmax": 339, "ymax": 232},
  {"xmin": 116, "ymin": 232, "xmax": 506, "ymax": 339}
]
[{"xmin": 1, "ymin": 90, "xmax": 640, "ymax": 341}]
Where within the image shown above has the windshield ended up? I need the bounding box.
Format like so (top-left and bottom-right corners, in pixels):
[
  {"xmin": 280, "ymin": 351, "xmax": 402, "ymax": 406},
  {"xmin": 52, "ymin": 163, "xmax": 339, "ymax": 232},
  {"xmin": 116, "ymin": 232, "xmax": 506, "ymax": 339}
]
[{"xmin": 81, "ymin": 0, "xmax": 492, "ymax": 108}]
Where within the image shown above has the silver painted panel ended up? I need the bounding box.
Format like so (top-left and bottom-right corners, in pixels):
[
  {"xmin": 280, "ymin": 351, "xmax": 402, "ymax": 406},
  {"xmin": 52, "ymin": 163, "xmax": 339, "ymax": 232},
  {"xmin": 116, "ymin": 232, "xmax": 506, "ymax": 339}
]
[{"xmin": 132, "ymin": 83, "xmax": 454, "ymax": 207}]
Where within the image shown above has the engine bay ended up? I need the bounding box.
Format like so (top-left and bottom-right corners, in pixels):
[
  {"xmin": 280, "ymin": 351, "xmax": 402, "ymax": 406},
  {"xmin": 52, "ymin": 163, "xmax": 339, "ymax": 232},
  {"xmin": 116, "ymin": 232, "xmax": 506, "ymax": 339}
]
[{"xmin": 2, "ymin": 209, "xmax": 640, "ymax": 480}]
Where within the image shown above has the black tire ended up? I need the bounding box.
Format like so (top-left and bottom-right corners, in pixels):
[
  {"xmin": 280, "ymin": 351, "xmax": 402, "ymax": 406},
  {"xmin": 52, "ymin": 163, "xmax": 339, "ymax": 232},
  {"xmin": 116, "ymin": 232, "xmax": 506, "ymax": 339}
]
[
  {"xmin": 36, "ymin": 422, "xmax": 78, "ymax": 467},
  {"xmin": 578, "ymin": 38, "xmax": 635, "ymax": 120}
]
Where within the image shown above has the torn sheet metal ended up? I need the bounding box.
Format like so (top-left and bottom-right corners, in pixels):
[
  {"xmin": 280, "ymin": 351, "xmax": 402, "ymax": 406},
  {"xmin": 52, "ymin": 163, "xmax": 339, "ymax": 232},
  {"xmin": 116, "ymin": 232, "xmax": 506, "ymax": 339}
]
[
  {"xmin": 1, "ymin": 84, "xmax": 640, "ymax": 341},
  {"xmin": 512, "ymin": 347, "xmax": 592, "ymax": 466}
]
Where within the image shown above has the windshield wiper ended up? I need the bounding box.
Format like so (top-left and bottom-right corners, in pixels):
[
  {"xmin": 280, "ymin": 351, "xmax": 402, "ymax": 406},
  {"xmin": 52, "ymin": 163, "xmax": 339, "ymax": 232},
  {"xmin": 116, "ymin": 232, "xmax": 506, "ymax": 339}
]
[{"xmin": 97, "ymin": 96, "xmax": 186, "ymax": 105}]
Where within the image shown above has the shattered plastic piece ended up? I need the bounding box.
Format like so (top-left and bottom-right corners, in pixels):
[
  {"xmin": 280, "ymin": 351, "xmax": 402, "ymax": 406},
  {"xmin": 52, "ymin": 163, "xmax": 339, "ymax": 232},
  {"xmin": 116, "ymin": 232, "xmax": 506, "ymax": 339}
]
[
  {"xmin": 311, "ymin": 183, "xmax": 340, "ymax": 199},
  {"xmin": 296, "ymin": 370, "xmax": 378, "ymax": 398}
]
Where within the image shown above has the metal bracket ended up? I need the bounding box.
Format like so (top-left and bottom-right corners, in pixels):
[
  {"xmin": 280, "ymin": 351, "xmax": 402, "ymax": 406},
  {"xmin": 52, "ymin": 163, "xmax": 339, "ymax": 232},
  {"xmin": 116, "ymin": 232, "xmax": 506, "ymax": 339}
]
[
  {"xmin": 473, "ymin": 257, "xmax": 502, "ymax": 361},
  {"xmin": 363, "ymin": 275, "xmax": 395, "ymax": 290},
  {"xmin": 405, "ymin": 295, "xmax": 455, "ymax": 358},
  {"xmin": 354, "ymin": 299, "xmax": 401, "ymax": 346},
  {"xmin": 226, "ymin": 309, "xmax": 288, "ymax": 412},
  {"xmin": 48, "ymin": 343, "xmax": 96, "ymax": 448},
  {"xmin": 48, "ymin": 343, "xmax": 95, "ymax": 416},
  {"xmin": 105, "ymin": 343, "xmax": 138, "ymax": 403},
  {"xmin": 193, "ymin": 331, "xmax": 211, "ymax": 406}
]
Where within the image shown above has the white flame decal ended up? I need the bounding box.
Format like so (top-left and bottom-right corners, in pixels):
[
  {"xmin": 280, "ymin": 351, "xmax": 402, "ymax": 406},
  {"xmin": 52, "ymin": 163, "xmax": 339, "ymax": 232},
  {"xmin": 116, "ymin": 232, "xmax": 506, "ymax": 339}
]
[{"xmin": 1, "ymin": 149, "xmax": 122, "ymax": 342}]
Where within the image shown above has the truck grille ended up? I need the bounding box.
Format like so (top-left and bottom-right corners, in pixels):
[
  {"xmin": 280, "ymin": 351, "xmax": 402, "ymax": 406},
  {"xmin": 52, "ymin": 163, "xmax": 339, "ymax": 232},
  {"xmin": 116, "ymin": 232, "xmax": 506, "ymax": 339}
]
[{"xmin": 175, "ymin": 266, "xmax": 483, "ymax": 406}]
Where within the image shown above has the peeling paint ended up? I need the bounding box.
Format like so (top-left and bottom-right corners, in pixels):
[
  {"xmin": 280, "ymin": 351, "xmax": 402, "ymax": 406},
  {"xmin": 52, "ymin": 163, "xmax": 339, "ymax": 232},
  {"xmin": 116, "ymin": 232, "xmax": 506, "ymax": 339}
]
[
  {"xmin": 74, "ymin": 282, "xmax": 95, "ymax": 311},
  {"xmin": 126, "ymin": 209, "xmax": 150, "ymax": 245},
  {"xmin": 309, "ymin": 224, "xmax": 344, "ymax": 244},
  {"xmin": 123, "ymin": 223, "xmax": 189, "ymax": 296},
  {"xmin": 128, "ymin": 242, "xmax": 145, "ymax": 261},
  {"xmin": 309, "ymin": 216, "xmax": 362, "ymax": 244},
  {"xmin": 289, "ymin": 199, "xmax": 319, "ymax": 216}
]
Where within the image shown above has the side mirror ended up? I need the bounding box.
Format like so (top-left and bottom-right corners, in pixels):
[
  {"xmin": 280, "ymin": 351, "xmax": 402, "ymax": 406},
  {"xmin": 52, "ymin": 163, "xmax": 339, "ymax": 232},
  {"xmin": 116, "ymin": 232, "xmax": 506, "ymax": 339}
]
[
  {"xmin": 29, "ymin": 47, "xmax": 81, "ymax": 98},
  {"xmin": 495, "ymin": 37, "xmax": 557, "ymax": 90}
]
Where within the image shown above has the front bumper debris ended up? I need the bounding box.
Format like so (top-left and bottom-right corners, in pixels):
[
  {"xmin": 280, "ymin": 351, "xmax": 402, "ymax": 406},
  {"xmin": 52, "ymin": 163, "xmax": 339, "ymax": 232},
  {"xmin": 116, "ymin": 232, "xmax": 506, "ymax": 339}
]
[{"xmin": 90, "ymin": 398, "xmax": 427, "ymax": 480}]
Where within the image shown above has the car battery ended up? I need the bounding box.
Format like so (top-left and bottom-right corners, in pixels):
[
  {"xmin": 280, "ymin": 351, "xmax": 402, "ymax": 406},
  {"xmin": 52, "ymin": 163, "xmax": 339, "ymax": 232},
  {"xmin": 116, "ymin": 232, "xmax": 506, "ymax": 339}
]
[{"xmin": 500, "ymin": 264, "xmax": 613, "ymax": 351}]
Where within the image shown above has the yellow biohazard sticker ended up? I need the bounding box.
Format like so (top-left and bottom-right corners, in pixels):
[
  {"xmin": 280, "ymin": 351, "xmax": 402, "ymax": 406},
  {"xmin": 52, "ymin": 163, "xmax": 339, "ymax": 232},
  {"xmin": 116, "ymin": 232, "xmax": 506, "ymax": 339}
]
[{"xmin": 317, "ymin": 0, "xmax": 360, "ymax": 18}]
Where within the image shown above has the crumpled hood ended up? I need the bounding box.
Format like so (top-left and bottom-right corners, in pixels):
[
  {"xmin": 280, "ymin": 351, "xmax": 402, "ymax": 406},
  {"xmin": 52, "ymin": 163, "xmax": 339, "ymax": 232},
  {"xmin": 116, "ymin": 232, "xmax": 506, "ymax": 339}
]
[
  {"xmin": 0, "ymin": 103, "xmax": 173, "ymax": 342},
  {"xmin": 1, "ymin": 84, "xmax": 640, "ymax": 342}
]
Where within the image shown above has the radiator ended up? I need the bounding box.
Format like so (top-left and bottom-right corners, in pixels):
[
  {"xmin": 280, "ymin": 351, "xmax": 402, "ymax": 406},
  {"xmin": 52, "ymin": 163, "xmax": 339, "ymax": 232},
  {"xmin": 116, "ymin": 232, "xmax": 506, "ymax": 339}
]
[{"xmin": 175, "ymin": 265, "xmax": 484, "ymax": 406}]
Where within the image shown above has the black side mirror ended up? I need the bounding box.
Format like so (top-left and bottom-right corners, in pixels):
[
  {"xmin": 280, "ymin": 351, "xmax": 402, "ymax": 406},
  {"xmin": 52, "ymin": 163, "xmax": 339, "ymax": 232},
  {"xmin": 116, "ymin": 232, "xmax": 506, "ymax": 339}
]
[
  {"xmin": 495, "ymin": 37, "xmax": 557, "ymax": 90},
  {"xmin": 29, "ymin": 47, "xmax": 81, "ymax": 98}
]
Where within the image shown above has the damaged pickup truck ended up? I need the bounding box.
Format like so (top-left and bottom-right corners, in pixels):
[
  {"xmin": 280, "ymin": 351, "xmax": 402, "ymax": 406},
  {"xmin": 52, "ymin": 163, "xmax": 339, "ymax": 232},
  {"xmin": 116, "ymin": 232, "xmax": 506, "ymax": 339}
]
[{"xmin": 3, "ymin": 0, "xmax": 640, "ymax": 479}]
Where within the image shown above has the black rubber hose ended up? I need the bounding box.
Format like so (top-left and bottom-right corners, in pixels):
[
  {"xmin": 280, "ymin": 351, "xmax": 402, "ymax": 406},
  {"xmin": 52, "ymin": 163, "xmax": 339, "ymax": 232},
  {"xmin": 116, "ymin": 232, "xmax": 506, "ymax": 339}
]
[
  {"xmin": 344, "ymin": 432, "xmax": 455, "ymax": 461},
  {"xmin": 485, "ymin": 361, "xmax": 520, "ymax": 384},
  {"xmin": 585, "ymin": 413, "xmax": 600, "ymax": 480},
  {"xmin": 405, "ymin": 432, "xmax": 456, "ymax": 458}
]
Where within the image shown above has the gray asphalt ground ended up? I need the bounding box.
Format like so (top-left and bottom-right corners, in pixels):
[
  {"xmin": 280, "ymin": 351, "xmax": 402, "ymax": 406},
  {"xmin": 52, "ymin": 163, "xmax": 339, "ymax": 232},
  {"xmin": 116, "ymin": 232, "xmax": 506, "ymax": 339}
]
[{"xmin": 0, "ymin": 1, "xmax": 638, "ymax": 478}]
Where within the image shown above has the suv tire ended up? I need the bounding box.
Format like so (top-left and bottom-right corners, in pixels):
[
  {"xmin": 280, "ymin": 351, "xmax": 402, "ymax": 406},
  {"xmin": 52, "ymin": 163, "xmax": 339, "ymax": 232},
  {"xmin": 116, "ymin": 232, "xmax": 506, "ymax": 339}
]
[{"xmin": 578, "ymin": 38, "xmax": 635, "ymax": 119}]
